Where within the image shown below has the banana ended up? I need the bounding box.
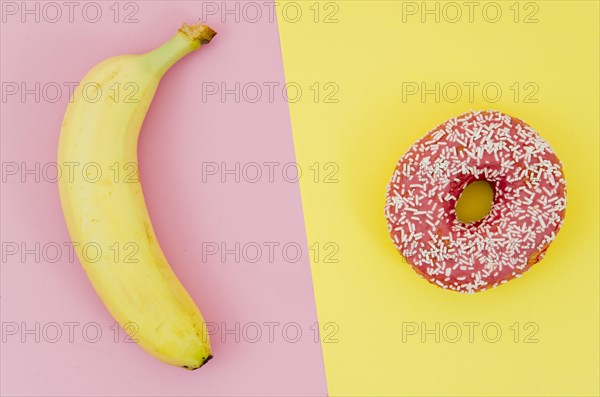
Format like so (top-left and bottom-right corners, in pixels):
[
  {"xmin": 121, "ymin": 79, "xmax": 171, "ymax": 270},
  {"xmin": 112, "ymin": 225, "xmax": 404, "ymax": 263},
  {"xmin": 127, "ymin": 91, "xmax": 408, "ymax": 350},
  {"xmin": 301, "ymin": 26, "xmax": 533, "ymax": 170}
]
[{"xmin": 57, "ymin": 22, "xmax": 216, "ymax": 370}]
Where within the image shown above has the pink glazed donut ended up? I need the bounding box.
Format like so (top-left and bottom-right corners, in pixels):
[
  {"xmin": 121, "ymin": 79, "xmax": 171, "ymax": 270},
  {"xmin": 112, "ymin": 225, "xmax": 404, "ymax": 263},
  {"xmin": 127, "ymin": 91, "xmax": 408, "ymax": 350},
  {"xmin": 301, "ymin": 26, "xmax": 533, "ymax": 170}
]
[{"xmin": 384, "ymin": 110, "xmax": 566, "ymax": 293}]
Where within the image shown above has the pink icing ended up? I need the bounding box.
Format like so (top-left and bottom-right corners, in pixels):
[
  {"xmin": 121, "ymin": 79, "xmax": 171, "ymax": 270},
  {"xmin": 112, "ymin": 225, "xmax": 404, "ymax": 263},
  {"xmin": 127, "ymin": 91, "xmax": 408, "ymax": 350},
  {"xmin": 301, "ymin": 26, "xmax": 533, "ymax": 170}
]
[{"xmin": 385, "ymin": 110, "xmax": 567, "ymax": 293}]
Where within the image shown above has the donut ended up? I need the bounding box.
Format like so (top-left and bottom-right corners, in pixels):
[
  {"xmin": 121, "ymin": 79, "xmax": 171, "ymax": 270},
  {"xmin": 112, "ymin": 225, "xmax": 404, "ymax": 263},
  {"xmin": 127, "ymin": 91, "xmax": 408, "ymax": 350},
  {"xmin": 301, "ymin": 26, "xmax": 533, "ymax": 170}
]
[{"xmin": 384, "ymin": 110, "xmax": 566, "ymax": 293}]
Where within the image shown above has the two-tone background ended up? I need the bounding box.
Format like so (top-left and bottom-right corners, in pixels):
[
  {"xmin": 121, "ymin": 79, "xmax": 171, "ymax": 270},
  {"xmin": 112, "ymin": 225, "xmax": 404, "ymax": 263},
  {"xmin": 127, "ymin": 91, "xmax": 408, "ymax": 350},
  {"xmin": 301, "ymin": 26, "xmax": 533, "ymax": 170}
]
[{"xmin": 1, "ymin": 1, "xmax": 598, "ymax": 395}]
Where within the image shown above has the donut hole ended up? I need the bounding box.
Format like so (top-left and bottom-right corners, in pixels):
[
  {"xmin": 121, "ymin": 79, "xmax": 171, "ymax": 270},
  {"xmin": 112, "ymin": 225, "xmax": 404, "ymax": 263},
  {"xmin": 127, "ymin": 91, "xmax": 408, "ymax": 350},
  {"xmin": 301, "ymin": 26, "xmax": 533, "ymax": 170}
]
[{"xmin": 455, "ymin": 180, "xmax": 495, "ymax": 224}]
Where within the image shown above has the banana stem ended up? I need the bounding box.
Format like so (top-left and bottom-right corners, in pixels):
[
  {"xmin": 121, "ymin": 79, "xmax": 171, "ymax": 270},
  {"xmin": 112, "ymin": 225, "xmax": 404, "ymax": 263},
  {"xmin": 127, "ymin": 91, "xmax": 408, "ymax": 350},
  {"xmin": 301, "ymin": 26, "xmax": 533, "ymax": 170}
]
[
  {"xmin": 145, "ymin": 22, "xmax": 216, "ymax": 74},
  {"xmin": 179, "ymin": 22, "xmax": 217, "ymax": 44}
]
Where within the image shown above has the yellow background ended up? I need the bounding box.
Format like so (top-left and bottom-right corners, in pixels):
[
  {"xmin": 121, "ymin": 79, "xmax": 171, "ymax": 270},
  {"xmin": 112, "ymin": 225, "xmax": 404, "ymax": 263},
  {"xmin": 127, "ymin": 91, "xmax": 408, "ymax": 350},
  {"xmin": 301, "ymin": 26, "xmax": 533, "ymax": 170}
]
[{"xmin": 277, "ymin": 1, "xmax": 599, "ymax": 396}]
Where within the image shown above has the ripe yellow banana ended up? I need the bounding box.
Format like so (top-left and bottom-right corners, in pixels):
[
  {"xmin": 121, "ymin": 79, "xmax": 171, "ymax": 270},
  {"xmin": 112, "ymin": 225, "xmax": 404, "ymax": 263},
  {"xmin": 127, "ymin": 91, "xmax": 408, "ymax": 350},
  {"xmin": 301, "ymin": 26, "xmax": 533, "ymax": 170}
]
[{"xmin": 57, "ymin": 22, "xmax": 216, "ymax": 370}]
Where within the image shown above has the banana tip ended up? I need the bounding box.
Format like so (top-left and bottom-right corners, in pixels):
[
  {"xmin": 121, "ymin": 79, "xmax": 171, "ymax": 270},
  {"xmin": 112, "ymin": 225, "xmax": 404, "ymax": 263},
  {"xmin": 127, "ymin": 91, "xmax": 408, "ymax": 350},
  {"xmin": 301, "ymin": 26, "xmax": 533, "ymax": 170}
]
[{"xmin": 182, "ymin": 355, "xmax": 214, "ymax": 371}]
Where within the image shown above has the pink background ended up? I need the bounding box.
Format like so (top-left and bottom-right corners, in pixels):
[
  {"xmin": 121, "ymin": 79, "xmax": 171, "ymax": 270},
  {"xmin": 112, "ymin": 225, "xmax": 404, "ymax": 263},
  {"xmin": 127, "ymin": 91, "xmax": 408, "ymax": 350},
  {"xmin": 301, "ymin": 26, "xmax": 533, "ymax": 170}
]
[{"xmin": 0, "ymin": 2, "xmax": 326, "ymax": 395}]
